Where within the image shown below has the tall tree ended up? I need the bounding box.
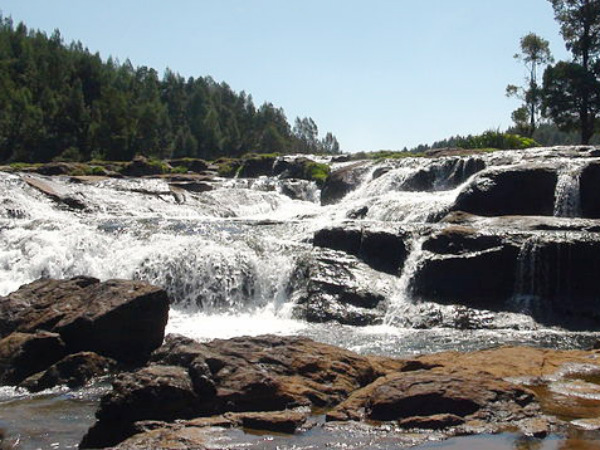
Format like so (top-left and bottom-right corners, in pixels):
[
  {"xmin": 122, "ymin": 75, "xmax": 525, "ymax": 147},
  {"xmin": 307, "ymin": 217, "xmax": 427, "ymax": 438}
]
[
  {"xmin": 506, "ymin": 33, "xmax": 553, "ymax": 136},
  {"xmin": 543, "ymin": 0, "xmax": 600, "ymax": 143}
]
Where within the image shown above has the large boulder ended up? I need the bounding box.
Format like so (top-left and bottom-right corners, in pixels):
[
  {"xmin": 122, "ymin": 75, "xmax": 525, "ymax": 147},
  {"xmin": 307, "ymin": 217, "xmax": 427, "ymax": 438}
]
[
  {"xmin": 451, "ymin": 165, "xmax": 558, "ymax": 216},
  {"xmin": 0, "ymin": 277, "xmax": 170, "ymax": 364},
  {"xmin": 412, "ymin": 226, "xmax": 520, "ymax": 308},
  {"xmin": 321, "ymin": 162, "xmax": 370, "ymax": 205}
]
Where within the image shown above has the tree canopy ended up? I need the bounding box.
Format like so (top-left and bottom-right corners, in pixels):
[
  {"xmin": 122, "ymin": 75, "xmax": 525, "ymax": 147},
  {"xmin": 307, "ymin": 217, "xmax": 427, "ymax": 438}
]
[
  {"xmin": 542, "ymin": 0, "xmax": 600, "ymax": 144},
  {"xmin": 0, "ymin": 17, "xmax": 340, "ymax": 163}
]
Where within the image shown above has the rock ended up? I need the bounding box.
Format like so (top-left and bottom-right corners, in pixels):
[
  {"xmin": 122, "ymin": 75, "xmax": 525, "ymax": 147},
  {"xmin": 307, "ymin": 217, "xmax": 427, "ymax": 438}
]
[
  {"xmin": 81, "ymin": 365, "xmax": 200, "ymax": 448},
  {"xmin": 122, "ymin": 156, "xmax": 169, "ymax": 177},
  {"xmin": 290, "ymin": 250, "xmax": 387, "ymax": 326},
  {"xmin": 330, "ymin": 371, "xmax": 537, "ymax": 426},
  {"xmin": 398, "ymin": 414, "xmax": 465, "ymax": 430},
  {"xmin": 442, "ymin": 211, "xmax": 600, "ymax": 232},
  {"xmin": 313, "ymin": 226, "xmax": 409, "ymax": 275},
  {"xmin": 0, "ymin": 277, "xmax": 169, "ymax": 364},
  {"xmin": 321, "ymin": 162, "xmax": 370, "ymax": 205},
  {"xmin": 22, "ymin": 162, "xmax": 83, "ymax": 176},
  {"xmin": 23, "ymin": 175, "xmax": 86, "ymax": 210},
  {"xmin": 273, "ymin": 157, "xmax": 313, "ymax": 179},
  {"xmin": 168, "ymin": 181, "xmax": 214, "ymax": 193},
  {"xmin": 167, "ymin": 158, "xmax": 209, "ymax": 173},
  {"xmin": 0, "ymin": 331, "xmax": 66, "ymax": 385},
  {"xmin": 238, "ymin": 155, "xmax": 277, "ymax": 178},
  {"xmin": 413, "ymin": 227, "xmax": 519, "ymax": 308},
  {"xmin": 451, "ymin": 165, "xmax": 558, "ymax": 216},
  {"xmin": 227, "ymin": 410, "xmax": 308, "ymax": 434},
  {"xmin": 399, "ymin": 157, "xmax": 485, "ymax": 192},
  {"xmin": 83, "ymin": 334, "xmax": 390, "ymax": 448},
  {"xmin": 108, "ymin": 425, "xmax": 216, "ymax": 450},
  {"xmin": 580, "ymin": 161, "xmax": 600, "ymax": 218},
  {"xmin": 20, "ymin": 351, "xmax": 116, "ymax": 392}
]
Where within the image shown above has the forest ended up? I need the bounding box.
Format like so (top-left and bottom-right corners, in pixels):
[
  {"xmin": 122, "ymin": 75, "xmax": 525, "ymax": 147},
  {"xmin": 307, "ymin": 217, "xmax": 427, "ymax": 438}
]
[{"xmin": 0, "ymin": 16, "xmax": 340, "ymax": 164}]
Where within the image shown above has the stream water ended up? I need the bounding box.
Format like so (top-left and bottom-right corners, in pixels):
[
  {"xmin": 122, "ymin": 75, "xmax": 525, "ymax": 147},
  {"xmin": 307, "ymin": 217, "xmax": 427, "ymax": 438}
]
[{"xmin": 1, "ymin": 147, "xmax": 600, "ymax": 449}]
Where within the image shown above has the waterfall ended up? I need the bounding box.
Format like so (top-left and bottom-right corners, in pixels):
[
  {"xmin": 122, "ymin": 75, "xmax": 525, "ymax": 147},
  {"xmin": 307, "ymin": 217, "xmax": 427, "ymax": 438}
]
[
  {"xmin": 510, "ymin": 236, "xmax": 548, "ymax": 316},
  {"xmin": 383, "ymin": 235, "xmax": 427, "ymax": 325},
  {"xmin": 554, "ymin": 164, "xmax": 583, "ymax": 217}
]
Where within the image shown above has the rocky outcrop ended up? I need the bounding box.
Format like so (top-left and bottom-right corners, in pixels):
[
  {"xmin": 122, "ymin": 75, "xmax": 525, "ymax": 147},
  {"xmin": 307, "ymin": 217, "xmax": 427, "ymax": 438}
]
[
  {"xmin": 451, "ymin": 165, "xmax": 558, "ymax": 216},
  {"xmin": 413, "ymin": 226, "xmax": 520, "ymax": 308},
  {"xmin": 290, "ymin": 250, "xmax": 388, "ymax": 326},
  {"xmin": 0, "ymin": 277, "xmax": 169, "ymax": 364},
  {"xmin": 81, "ymin": 334, "xmax": 393, "ymax": 448},
  {"xmin": 80, "ymin": 336, "xmax": 600, "ymax": 449},
  {"xmin": 313, "ymin": 226, "xmax": 409, "ymax": 274},
  {"xmin": 320, "ymin": 162, "xmax": 370, "ymax": 205}
]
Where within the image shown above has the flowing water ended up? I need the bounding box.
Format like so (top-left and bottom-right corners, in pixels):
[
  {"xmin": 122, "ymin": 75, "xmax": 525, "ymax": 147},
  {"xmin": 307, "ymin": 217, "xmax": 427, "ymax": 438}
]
[{"xmin": 1, "ymin": 148, "xmax": 600, "ymax": 448}]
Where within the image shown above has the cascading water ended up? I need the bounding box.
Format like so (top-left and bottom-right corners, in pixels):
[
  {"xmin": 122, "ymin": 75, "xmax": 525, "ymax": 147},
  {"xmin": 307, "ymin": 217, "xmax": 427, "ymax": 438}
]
[
  {"xmin": 4, "ymin": 148, "xmax": 600, "ymax": 449},
  {"xmin": 554, "ymin": 163, "xmax": 583, "ymax": 217}
]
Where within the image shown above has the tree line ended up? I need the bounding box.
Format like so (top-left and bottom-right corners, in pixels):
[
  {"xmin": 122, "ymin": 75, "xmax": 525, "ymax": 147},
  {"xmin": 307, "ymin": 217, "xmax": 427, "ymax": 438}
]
[
  {"xmin": 508, "ymin": 0, "xmax": 600, "ymax": 145},
  {"xmin": 0, "ymin": 16, "xmax": 340, "ymax": 163}
]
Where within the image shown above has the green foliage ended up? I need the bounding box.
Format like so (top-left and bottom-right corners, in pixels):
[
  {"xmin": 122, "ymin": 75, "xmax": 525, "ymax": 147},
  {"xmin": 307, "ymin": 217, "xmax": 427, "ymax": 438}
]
[
  {"xmin": 0, "ymin": 17, "xmax": 341, "ymax": 163},
  {"xmin": 214, "ymin": 158, "xmax": 242, "ymax": 177},
  {"xmin": 543, "ymin": 0, "xmax": 600, "ymax": 144},
  {"xmin": 507, "ymin": 32, "xmax": 553, "ymax": 135},
  {"xmin": 302, "ymin": 161, "xmax": 330, "ymax": 185}
]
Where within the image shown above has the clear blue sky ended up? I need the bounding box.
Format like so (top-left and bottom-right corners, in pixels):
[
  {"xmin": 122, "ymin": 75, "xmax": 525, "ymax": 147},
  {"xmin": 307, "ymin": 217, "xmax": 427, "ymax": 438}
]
[{"xmin": 1, "ymin": 1, "xmax": 570, "ymax": 152}]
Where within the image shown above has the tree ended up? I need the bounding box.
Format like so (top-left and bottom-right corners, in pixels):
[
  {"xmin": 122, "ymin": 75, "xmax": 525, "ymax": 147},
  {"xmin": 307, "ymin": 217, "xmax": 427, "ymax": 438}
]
[
  {"xmin": 543, "ymin": 0, "xmax": 600, "ymax": 144},
  {"xmin": 506, "ymin": 33, "xmax": 553, "ymax": 136}
]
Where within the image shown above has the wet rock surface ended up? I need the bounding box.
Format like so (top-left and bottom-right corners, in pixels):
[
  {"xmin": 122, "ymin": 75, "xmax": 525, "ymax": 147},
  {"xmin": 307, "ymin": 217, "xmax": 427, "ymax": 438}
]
[
  {"xmin": 452, "ymin": 164, "xmax": 558, "ymax": 216},
  {"xmin": 290, "ymin": 249, "xmax": 388, "ymax": 326},
  {"xmin": 320, "ymin": 161, "xmax": 370, "ymax": 205},
  {"xmin": 79, "ymin": 336, "xmax": 600, "ymax": 449}
]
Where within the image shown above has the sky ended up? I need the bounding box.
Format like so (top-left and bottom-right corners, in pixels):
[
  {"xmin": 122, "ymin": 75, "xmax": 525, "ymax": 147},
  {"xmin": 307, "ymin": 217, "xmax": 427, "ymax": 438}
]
[{"xmin": 0, "ymin": 1, "xmax": 571, "ymax": 152}]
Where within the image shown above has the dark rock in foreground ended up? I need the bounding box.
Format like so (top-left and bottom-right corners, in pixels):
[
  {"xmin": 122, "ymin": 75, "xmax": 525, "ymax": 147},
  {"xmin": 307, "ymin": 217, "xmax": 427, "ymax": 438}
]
[
  {"xmin": 0, "ymin": 277, "xmax": 170, "ymax": 364},
  {"xmin": 81, "ymin": 334, "xmax": 397, "ymax": 448},
  {"xmin": 80, "ymin": 335, "xmax": 600, "ymax": 449}
]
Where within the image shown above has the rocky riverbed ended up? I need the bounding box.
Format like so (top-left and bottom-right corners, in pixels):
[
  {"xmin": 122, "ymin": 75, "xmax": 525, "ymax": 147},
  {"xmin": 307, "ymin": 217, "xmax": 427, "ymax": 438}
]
[{"xmin": 2, "ymin": 146, "xmax": 600, "ymax": 448}]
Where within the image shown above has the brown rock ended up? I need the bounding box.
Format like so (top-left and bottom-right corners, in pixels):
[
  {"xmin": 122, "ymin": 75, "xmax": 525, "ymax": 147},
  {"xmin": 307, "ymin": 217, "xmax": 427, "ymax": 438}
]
[
  {"xmin": 20, "ymin": 351, "xmax": 116, "ymax": 392},
  {"xmin": 0, "ymin": 331, "xmax": 66, "ymax": 385},
  {"xmin": 227, "ymin": 410, "xmax": 309, "ymax": 434},
  {"xmin": 0, "ymin": 277, "xmax": 170, "ymax": 364},
  {"xmin": 398, "ymin": 414, "xmax": 465, "ymax": 430}
]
